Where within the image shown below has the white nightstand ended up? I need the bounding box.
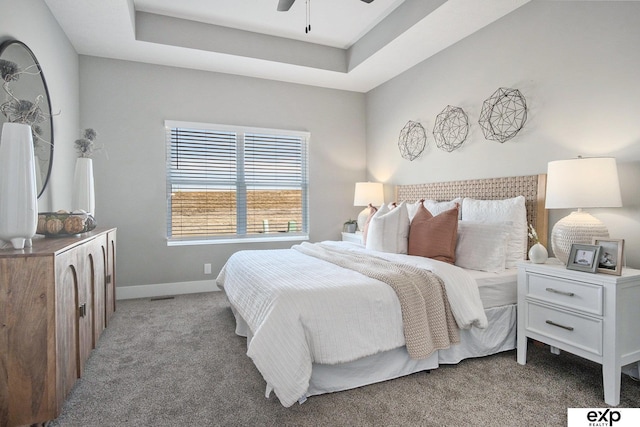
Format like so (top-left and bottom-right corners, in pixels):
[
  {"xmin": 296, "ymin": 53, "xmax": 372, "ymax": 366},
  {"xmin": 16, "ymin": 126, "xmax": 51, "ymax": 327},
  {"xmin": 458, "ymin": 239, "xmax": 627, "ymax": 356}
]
[
  {"xmin": 517, "ymin": 260, "xmax": 640, "ymax": 406},
  {"xmin": 341, "ymin": 232, "xmax": 363, "ymax": 244}
]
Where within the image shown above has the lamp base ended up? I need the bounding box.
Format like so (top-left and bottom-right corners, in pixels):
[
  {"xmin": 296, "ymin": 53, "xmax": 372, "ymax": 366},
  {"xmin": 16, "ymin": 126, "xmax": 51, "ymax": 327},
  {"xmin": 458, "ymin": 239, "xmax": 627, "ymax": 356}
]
[
  {"xmin": 551, "ymin": 210, "xmax": 609, "ymax": 264},
  {"xmin": 357, "ymin": 206, "xmax": 373, "ymax": 232}
]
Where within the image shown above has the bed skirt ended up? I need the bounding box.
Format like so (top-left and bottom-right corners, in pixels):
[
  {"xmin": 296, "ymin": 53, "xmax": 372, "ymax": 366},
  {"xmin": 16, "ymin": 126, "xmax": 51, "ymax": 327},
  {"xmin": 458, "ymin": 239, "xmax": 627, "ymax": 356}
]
[{"xmin": 230, "ymin": 303, "xmax": 516, "ymax": 402}]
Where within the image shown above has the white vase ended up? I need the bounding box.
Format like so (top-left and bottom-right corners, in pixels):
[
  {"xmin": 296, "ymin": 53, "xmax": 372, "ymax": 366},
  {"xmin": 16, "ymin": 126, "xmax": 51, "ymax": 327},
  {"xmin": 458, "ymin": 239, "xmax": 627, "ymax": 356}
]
[
  {"xmin": 0, "ymin": 122, "xmax": 38, "ymax": 249},
  {"xmin": 72, "ymin": 157, "xmax": 95, "ymax": 215},
  {"xmin": 528, "ymin": 242, "xmax": 548, "ymax": 264}
]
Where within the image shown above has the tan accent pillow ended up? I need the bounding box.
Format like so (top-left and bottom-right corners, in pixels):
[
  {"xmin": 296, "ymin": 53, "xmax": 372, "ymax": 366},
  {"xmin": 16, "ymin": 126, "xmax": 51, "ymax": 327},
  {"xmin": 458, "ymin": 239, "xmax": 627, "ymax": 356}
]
[{"xmin": 408, "ymin": 204, "xmax": 459, "ymax": 264}]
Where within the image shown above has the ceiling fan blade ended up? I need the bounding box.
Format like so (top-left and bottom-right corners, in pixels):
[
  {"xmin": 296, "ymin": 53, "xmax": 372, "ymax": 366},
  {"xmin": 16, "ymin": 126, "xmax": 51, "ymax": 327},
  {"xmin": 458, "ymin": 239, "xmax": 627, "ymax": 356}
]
[{"xmin": 277, "ymin": 0, "xmax": 296, "ymax": 11}]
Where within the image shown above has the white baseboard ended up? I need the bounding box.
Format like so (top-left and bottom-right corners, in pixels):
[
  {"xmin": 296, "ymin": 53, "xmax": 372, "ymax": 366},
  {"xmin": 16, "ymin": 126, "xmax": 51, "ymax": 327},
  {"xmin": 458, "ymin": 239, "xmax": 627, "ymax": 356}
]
[{"xmin": 116, "ymin": 280, "xmax": 220, "ymax": 300}]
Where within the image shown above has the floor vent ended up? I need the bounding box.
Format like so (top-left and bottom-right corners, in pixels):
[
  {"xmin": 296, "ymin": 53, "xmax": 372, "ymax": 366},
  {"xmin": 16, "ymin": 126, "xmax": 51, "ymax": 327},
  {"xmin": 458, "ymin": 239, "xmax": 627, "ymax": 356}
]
[{"xmin": 150, "ymin": 296, "xmax": 175, "ymax": 301}]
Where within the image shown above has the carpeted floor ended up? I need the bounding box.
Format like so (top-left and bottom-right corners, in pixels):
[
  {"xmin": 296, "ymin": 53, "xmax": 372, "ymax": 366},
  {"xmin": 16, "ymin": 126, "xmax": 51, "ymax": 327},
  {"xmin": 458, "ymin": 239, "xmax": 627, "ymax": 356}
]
[{"xmin": 49, "ymin": 292, "xmax": 640, "ymax": 426}]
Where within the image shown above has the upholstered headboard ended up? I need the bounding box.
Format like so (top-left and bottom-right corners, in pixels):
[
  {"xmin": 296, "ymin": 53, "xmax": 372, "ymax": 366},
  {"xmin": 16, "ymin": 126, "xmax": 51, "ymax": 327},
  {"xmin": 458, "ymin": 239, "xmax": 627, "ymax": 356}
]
[{"xmin": 395, "ymin": 174, "xmax": 548, "ymax": 250}]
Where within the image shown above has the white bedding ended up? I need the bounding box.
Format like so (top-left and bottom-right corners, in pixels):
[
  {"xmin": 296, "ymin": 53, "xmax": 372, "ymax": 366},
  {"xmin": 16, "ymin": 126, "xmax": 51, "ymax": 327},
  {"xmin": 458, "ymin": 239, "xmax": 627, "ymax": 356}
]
[
  {"xmin": 469, "ymin": 268, "xmax": 518, "ymax": 308},
  {"xmin": 216, "ymin": 241, "xmax": 488, "ymax": 407}
]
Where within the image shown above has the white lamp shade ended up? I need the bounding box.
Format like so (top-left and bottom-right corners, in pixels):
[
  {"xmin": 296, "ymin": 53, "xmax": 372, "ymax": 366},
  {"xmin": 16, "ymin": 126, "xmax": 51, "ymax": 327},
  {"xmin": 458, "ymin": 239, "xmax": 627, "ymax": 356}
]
[
  {"xmin": 545, "ymin": 157, "xmax": 621, "ymax": 264},
  {"xmin": 353, "ymin": 182, "xmax": 384, "ymax": 207},
  {"xmin": 545, "ymin": 157, "xmax": 622, "ymax": 209}
]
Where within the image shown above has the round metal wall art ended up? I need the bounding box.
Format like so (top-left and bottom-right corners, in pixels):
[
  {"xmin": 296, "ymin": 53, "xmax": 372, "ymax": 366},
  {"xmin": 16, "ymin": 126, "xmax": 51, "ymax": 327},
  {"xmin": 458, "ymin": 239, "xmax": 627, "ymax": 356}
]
[
  {"xmin": 432, "ymin": 105, "xmax": 469, "ymax": 152},
  {"xmin": 398, "ymin": 120, "xmax": 427, "ymax": 161},
  {"xmin": 478, "ymin": 87, "xmax": 528, "ymax": 143}
]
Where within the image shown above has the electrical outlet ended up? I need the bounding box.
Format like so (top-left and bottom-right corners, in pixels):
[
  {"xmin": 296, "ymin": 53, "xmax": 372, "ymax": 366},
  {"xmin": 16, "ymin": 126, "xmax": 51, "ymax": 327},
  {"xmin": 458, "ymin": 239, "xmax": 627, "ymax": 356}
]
[{"xmin": 204, "ymin": 263, "xmax": 212, "ymax": 275}]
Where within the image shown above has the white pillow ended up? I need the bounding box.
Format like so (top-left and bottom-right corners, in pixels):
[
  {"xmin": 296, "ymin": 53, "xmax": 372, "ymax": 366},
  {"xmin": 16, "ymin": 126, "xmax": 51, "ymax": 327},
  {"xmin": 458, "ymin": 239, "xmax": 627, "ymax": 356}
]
[
  {"xmin": 406, "ymin": 198, "xmax": 462, "ymax": 222},
  {"xmin": 406, "ymin": 200, "xmax": 422, "ymax": 222},
  {"xmin": 461, "ymin": 196, "xmax": 527, "ymax": 269},
  {"xmin": 455, "ymin": 221, "xmax": 510, "ymax": 273},
  {"xmin": 424, "ymin": 198, "xmax": 463, "ymax": 219},
  {"xmin": 366, "ymin": 201, "xmax": 410, "ymax": 254}
]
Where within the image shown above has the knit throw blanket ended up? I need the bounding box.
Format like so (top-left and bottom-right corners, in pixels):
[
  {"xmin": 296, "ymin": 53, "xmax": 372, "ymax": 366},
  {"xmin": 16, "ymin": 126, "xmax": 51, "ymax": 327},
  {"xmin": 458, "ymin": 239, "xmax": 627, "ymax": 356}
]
[{"xmin": 293, "ymin": 242, "xmax": 460, "ymax": 359}]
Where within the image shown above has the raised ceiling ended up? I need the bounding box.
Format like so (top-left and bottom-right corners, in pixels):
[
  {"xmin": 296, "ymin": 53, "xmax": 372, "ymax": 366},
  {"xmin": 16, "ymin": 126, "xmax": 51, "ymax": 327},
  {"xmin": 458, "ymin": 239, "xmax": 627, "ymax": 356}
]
[{"xmin": 44, "ymin": 0, "xmax": 530, "ymax": 92}]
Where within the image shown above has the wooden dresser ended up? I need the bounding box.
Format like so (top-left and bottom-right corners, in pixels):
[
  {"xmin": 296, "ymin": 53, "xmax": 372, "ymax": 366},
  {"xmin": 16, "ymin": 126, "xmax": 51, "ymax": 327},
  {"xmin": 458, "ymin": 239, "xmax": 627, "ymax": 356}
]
[{"xmin": 0, "ymin": 228, "xmax": 116, "ymax": 426}]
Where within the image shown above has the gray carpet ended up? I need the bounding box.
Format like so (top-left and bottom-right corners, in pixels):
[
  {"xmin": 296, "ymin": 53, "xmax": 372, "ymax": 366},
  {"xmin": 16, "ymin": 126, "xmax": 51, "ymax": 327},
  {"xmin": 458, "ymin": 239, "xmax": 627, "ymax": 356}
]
[{"xmin": 50, "ymin": 292, "xmax": 640, "ymax": 426}]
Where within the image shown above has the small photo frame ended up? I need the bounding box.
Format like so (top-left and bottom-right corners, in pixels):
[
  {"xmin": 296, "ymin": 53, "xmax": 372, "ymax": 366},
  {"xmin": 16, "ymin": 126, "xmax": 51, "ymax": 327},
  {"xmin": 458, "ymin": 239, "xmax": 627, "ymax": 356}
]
[
  {"xmin": 566, "ymin": 243, "xmax": 601, "ymax": 273},
  {"xmin": 592, "ymin": 238, "xmax": 625, "ymax": 276}
]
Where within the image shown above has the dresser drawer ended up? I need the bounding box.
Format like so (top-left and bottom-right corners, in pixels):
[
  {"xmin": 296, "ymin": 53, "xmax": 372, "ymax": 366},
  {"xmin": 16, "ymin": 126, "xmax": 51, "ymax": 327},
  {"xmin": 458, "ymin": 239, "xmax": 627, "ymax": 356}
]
[
  {"xmin": 526, "ymin": 273, "xmax": 603, "ymax": 315},
  {"xmin": 526, "ymin": 301, "xmax": 603, "ymax": 356}
]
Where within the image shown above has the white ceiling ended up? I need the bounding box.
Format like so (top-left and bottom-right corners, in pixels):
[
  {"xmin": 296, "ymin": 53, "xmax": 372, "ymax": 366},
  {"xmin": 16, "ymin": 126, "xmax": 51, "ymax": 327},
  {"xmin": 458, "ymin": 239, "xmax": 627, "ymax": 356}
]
[
  {"xmin": 135, "ymin": 0, "xmax": 408, "ymax": 49},
  {"xmin": 44, "ymin": 0, "xmax": 530, "ymax": 92}
]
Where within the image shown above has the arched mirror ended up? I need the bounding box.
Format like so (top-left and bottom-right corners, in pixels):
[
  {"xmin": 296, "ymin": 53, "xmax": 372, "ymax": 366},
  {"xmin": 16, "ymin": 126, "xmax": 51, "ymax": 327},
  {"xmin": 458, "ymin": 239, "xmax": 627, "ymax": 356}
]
[{"xmin": 0, "ymin": 40, "xmax": 54, "ymax": 198}]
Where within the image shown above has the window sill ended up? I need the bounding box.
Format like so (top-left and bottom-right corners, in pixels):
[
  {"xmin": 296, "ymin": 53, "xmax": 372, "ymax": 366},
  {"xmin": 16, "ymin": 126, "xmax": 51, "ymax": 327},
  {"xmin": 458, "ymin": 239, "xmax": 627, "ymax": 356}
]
[{"xmin": 167, "ymin": 234, "xmax": 309, "ymax": 246}]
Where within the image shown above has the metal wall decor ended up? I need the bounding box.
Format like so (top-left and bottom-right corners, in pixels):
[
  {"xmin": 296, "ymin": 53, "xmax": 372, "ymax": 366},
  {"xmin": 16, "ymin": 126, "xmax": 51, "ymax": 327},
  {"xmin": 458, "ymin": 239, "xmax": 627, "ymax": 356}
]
[
  {"xmin": 433, "ymin": 105, "xmax": 469, "ymax": 152},
  {"xmin": 478, "ymin": 87, "xmax": 527, "ymax": 143},
  {"xmin": 398, "ymin": 120, "xmax": 426, "ymax": 161}
]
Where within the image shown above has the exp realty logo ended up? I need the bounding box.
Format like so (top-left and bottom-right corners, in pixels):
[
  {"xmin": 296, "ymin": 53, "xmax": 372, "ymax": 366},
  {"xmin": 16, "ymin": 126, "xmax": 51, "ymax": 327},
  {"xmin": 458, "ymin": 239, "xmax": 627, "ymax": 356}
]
[{"xmin": 568, "ymin": 408, "xmax": 640, "ymax": 427}]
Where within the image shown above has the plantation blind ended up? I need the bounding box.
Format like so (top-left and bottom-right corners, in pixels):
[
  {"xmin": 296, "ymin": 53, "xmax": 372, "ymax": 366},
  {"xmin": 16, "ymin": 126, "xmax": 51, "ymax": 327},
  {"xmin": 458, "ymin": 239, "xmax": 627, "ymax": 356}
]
[{"xmin": 166, "ymin": 121, "xmax": 309, "ymax": 244}]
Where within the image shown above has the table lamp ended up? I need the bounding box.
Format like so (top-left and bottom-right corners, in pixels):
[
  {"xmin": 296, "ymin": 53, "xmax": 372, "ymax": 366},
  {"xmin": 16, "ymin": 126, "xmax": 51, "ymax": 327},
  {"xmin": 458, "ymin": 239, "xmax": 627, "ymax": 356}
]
[
  {"xmin": 353, "ymin": 182, "xmax": 384, "ymax": 232},
  {"xmin": 545, "ymin": 157, "xmax": 622, "ymax": 264}
]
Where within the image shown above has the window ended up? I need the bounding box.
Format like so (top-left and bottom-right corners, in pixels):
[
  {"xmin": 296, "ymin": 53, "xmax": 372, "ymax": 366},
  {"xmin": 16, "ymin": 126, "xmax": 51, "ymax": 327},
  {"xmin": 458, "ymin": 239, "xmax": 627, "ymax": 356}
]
[{"xmin": 166, "ymin": 121, "xmax": 309, "ymax": 245}]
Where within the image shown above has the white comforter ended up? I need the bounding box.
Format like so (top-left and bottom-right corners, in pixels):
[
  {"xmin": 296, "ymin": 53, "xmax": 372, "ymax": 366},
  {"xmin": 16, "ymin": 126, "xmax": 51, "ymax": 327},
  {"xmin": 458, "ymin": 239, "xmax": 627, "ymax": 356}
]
[{"xmin": 216, "ymin": 241, "xmax": 487, "ymax": 407}]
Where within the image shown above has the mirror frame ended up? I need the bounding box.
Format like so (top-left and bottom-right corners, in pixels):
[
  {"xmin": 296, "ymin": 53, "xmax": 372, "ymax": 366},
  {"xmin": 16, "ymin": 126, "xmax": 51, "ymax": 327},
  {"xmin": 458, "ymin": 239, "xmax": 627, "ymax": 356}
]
[{"xmin": 0, "ymin": 39, "xmax": 54, "ymax": 198}]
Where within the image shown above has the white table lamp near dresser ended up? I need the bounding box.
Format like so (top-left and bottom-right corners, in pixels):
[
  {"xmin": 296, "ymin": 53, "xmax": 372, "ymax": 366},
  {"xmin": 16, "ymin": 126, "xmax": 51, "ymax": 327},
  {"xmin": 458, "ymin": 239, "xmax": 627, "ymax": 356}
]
[
  {"xmin": 353, "ymin": 181, "xmax": 384, "ymax": 232},
  {"xmin": 517, "ymin": 260, "xmax": 640, "ymax": 406},
  {"xmin": 545, "ymin": 157, "xmax": 622, "ymax": 264}
]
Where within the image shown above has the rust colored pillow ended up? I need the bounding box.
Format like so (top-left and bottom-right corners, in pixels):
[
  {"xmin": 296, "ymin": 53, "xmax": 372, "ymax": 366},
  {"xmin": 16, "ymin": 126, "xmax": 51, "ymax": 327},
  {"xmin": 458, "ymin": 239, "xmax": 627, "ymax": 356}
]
[{"xmin": 408, "ymin": 204, "xmax": 459, "ymax": 264}]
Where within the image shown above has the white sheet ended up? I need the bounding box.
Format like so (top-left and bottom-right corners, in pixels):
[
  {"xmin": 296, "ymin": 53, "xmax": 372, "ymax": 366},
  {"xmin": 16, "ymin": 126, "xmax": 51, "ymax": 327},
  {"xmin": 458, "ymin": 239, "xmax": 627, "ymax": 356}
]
[
  {"xmin": 216, "ymin": 241, "xmax": 488, "ymax": 407},
  {"xmin": 467, "ymin": 268, "xmax": 518, "ymax": 308}
]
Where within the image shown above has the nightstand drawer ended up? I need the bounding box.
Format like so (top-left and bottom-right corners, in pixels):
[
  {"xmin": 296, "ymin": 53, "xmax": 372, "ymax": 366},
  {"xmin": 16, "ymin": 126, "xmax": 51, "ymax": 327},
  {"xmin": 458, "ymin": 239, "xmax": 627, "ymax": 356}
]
[
  {"xmin": 527, "ymin": 273, "xmax": 603, "ymax": 315},
  {"xmin": 526, "ymin": 301, "xmax": 603, "ymax": 356}
]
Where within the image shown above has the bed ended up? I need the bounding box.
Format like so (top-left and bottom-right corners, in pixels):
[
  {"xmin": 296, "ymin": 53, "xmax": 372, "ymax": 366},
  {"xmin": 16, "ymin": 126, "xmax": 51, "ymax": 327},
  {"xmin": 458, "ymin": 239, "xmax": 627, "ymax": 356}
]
[{"xmin": 216, "ymin": 174, "xmax": 548, "ymax": 407}]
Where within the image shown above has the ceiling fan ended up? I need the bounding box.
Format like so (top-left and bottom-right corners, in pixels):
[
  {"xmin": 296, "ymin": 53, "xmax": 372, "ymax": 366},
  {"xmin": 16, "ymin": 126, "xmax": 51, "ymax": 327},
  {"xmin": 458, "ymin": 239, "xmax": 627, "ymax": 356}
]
[{"xmin": 277, "ymin": 0, "xmax": 374, "ymax": 12}]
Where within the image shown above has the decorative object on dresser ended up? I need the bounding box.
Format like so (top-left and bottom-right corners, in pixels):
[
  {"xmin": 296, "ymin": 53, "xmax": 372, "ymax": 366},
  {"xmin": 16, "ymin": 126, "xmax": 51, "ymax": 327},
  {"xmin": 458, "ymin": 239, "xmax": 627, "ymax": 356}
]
[
  {"xmin": 478, "ymin": 87, "xmax": 527, "ymax": 143},
  {"xmin": 398, "ymin": 120, "xmax": 426, "ymax": 161},
  {"xmin": 72, "ymin": 128, "xmax": 100, "ymax": 215},
  {"xmin": 545, "ymin": 157, "xmax": 622, "ymax": 264},
  {"xmin": 565, "ymin": 243, "xmax": 601, "ymax": 273},
  {"xmin": 517, "ymin": 261, "xmax": 640, "ymax": 406},
  {"xmin": 36, "ymin": 210, "xmax": 97, "ymax": 237},
  {"xmin": 0, "ymin": 228, "xmax": 117, "ymax": 426},
  {"xmin": 0, "ymin": 40, "xmax": 54, "ymax": 198},
  {"xmin": 353, "ymin": 181, "xmax": 384, "ymax": 232},
  {"xmin": 593, "ymin": 238, "xmax": 624, "ymax": 276},
  {"xmin": 527, "ymin": 223, "xmax": 548, "ymax": 264},
  {"xmin": 0, "ymin": 122, "xmax": 37, "ymax": 249},
  {"xmin": 432, "ymin": 105, "xmax": 469, "ymax": 152}
]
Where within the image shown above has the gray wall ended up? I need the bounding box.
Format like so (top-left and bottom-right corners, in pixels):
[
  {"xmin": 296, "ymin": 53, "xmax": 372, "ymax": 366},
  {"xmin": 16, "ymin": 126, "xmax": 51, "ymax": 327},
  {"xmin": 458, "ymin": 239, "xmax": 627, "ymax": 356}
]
[
  {"xmin": 0, "ymin": 0, "xmax": 79, "ymax": 212},
  {"xmin": 365, "ymin": 1, "xmax": 640, "ymax": 267},
  {"xmin": 79, "ymin": 57, "xmax": 366, "ymax": 287}
]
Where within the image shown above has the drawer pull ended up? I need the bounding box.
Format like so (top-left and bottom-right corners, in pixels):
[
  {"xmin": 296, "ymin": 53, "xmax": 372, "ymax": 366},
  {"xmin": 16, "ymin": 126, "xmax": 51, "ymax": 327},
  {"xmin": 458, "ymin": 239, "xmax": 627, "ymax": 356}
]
[
  {"xmin": 546, "ymin": 320, "xmax": 574, "ymax": 331},
  {"xmin": 78, "ymin": 303, "xmax": 87, "ymax": 318},
  {"xmin": 545, "ymin": 287, "xmax": 574, "ymax": 297}
]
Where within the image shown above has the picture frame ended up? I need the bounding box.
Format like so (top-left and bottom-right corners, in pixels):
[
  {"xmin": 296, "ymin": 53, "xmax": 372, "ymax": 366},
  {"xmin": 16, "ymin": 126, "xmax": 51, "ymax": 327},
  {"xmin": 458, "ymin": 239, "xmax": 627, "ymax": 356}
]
[
  {"xmin": 566, "ymin": 243, "xmax": 601, "ymax": 273},
  {"xmin": 592, "ymin": 238, "xmax": 625, "ymax": 276}
]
